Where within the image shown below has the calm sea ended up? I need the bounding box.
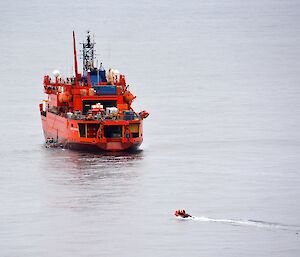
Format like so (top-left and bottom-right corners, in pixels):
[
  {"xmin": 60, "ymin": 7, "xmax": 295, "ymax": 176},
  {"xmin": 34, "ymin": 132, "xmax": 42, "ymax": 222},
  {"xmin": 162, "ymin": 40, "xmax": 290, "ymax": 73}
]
[{"xmin": 0, "ymin": 0, "xmax": 300, "ymax": 256}]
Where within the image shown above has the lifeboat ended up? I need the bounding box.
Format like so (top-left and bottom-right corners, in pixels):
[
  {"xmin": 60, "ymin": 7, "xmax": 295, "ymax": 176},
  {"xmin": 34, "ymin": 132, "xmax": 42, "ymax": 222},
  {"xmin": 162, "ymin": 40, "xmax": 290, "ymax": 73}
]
[
  {"xmin": 123, "ymin": 91, "xmax": 136, "ymax": 104},
  {"xmin": 174, "ymin": 210, "xmax": 192, "ymax": 218},
  {"xmin": 58, "ymin": 92, "xmax": 72, "ymax": 103}
]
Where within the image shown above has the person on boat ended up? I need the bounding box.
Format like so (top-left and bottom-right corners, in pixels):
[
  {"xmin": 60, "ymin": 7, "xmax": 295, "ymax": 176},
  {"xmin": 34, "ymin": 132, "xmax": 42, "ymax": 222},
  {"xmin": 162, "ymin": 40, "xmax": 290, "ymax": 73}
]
[
  {"xmin": 174, "ymin": 209, "xmax": 192, "ymax": 218},
  {"xmin": 99, "ymin": 62, "xmax": 104, "ymax": 71}
]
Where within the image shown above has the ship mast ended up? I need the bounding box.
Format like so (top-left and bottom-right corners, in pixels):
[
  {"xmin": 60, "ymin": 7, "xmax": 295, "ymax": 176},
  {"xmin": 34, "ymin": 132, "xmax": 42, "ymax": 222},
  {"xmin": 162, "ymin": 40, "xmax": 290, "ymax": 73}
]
[
  {"xmin": 72, "ymin": 31, "xmax": 79, "ymax": 80},
  {"xmin": 82, "ymin": 31, "xmax": 95, "ymax": 76}
]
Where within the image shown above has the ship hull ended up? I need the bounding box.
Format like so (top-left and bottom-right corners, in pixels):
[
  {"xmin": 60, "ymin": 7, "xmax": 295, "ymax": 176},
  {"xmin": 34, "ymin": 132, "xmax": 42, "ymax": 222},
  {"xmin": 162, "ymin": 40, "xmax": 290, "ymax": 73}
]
[
  {"xmin": 65, "ymin": 142, "xmax": 142, "ymax": 152},
  {"xmin": 41, "ymin": 111, "xmax": 143, "ymax": 152}
]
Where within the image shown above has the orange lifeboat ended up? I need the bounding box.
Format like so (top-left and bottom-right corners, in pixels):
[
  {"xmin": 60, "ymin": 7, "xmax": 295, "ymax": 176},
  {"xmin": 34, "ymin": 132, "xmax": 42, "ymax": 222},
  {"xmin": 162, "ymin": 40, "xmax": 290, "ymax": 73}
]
[
  {"xmin": 58, "ymin": 92, "xmax": 72, "ymax": 103},
  {"xmin": 123, "ymin": 91, "xmax": 136, "ymax": 104}
]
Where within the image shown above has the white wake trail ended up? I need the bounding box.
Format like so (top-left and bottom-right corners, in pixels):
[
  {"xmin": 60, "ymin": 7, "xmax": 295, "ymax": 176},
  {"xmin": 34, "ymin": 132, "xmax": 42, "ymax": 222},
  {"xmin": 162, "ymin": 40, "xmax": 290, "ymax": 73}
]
[{"xmin": 179, "ymin": 216, "xmax": 300, "ymax": 231}]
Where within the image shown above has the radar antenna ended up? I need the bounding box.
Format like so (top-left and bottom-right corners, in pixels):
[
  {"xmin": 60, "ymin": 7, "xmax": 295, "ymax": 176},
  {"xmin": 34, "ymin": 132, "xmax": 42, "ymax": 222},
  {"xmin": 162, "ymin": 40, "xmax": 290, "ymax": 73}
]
[{"xmin": 81, "ymin": 30, "xmax": 96, "ymax": 76}]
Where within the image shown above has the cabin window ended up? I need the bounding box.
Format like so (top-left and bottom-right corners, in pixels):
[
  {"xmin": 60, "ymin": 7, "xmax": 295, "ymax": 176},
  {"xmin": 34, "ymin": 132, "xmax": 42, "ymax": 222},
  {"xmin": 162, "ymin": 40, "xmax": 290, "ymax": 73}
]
[
  {"xmin": 131, "ymin": 133, "xmax": 139, "ymax": 138},
  {"xmin": 78, "ymin": 123, "xmax": 100, "ymax": 138},
  {"xmin": 78, "ymin": 123, "xmax": 86, "ymax": 137},
  {"xmin": 87, "ymin": 124, "xmax": 100, "ymax": 138},
  {"xmin": 104, "ymin": 125, "xmax": 122, "ymax": 138},
  {"xmin": 129, "ymin": 124, "xmax": 139, "ymax": 138}
]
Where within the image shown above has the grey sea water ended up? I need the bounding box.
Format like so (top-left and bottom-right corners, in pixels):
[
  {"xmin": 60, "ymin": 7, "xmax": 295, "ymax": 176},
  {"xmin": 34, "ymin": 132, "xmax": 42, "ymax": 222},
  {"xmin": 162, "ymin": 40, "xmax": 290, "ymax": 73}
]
[{"xmin": 0, "ymin": 0, "xmax": 300, "ymax": 256}]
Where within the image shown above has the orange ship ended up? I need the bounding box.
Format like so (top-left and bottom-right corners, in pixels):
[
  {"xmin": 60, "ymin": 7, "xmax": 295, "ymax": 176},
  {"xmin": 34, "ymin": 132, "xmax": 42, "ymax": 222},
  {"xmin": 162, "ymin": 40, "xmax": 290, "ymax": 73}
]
[{"xmin": 39, "ymin": 31, "xmax": 149, "ymax": 151}]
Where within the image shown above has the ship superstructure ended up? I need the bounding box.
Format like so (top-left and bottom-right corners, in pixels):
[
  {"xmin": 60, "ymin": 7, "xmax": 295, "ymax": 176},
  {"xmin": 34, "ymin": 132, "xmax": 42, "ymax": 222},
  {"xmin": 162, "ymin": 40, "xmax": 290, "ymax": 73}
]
[{"xmin": 39, "ymin": 31, "xmax": 149, "ymax": 151}]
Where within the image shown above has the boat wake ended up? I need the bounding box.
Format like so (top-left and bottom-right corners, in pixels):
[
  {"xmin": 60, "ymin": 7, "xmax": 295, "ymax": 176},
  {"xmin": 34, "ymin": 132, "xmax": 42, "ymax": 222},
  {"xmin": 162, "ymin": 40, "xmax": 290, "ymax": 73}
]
[{"xmin": 179, "ymin": 216, "xmax": 300, "ymax": 231}]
